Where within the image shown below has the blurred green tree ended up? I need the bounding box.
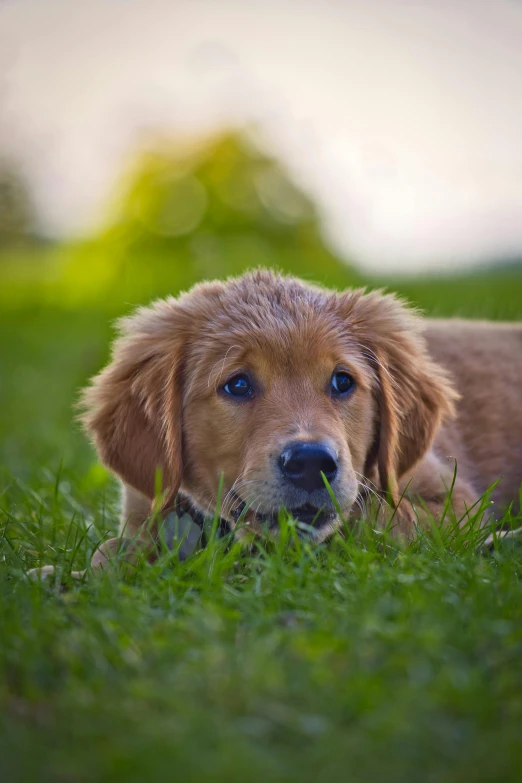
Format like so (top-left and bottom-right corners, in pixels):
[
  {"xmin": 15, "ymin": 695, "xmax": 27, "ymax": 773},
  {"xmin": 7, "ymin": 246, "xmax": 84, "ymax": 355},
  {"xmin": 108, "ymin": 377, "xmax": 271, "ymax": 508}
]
[
  {"xmin": 66, "ymin": 132, "xmax": 357, "ymax": 306},
  {"xmin": 0, "ymin": 159, "xmax": 36, "ymax": 249}
]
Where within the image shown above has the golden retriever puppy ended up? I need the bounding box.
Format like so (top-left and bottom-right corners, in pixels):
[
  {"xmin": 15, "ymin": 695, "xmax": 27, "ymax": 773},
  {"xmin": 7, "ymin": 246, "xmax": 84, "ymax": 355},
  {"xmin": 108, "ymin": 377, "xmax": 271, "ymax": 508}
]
[{"xmin": 71, "ymin": 268, "xmax": 522, "ymax": 572}]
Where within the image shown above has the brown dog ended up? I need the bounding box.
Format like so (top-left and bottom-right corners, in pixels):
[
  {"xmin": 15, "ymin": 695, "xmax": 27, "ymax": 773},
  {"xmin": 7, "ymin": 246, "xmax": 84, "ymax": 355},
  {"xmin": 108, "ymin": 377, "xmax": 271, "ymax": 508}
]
[
  {"xmin": 28, "ymin": 269, "xmax": 522, "ymax": 579},
  {"xmin": 72, "ymin": 268, "xmax": 522, "ymax": 571}
]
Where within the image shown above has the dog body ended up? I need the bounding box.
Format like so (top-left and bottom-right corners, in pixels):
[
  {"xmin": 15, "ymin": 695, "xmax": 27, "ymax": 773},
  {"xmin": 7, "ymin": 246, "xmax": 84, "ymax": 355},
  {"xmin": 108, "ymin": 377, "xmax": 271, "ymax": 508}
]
[
  {"xmin": 422, "ymin": 320, "xmax": 522, "ymax": 513},
  {"xmin": 78, "ymin": 271, "xmax": 522, "ymax": 567}
]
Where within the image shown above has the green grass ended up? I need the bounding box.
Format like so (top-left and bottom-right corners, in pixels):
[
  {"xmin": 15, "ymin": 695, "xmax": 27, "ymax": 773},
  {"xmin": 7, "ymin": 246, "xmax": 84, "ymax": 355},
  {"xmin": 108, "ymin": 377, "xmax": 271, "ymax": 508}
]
[
  {"xmin": 2, "ymin": 489, "xmax": 522, "ymax": 783},
  {"xmin": 2, "ymin": 251, "xmax": 522, "ymax": 782}
]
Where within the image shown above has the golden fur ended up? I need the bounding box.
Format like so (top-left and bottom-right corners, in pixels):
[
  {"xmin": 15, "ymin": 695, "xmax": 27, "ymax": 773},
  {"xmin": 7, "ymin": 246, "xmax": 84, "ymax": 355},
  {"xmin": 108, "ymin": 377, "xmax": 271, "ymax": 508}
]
[{"xmin": 30, "ymin": 270, "xmax": 522, "ymax": 578}]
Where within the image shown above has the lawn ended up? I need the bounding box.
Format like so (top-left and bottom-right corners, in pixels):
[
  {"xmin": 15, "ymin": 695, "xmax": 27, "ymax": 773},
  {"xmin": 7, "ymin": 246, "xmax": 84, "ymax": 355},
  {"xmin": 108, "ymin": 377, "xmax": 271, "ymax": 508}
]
[{"xmin": 1, "ymin": 248, "xmax": 522, "ymax": 783}]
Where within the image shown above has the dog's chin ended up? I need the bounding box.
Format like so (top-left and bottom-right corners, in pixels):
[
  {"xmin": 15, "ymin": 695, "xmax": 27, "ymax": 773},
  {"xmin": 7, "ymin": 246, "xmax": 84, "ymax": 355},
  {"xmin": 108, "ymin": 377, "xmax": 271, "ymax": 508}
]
[
  {"xmin": 230, "ymin": 498, "xmax": 340, "ymax": 542},
  {"xmin": 274, "ymin": 504, "xmax": 338, "ymax": 537}
]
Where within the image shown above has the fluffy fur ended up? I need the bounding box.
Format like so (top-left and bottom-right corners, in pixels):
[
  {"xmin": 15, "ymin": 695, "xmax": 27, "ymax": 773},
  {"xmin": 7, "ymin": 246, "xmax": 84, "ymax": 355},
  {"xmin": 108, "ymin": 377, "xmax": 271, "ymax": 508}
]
[{"xmin": 35, "ymin": 270, "xmax": 522, "ymax": 577}]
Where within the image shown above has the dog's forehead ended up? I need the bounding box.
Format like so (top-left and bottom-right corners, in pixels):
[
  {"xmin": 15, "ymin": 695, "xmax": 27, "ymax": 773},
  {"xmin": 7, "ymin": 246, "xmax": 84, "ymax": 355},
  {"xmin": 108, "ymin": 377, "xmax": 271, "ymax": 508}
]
[
  {"xmin": 197, "ymin": 285, "xmax": 342, "ymax": 354},
  {"xmin": 186, "ymin": 279, "xmax": 370, "ymax": 384},
  {"xmin": 219, "ymin": 279, "xmax": 328, "ymax": 322}
]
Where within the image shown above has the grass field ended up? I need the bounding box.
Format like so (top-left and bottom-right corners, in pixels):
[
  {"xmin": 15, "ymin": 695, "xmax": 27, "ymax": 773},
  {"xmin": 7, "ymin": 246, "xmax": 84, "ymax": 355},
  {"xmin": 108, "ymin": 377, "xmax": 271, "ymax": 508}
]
[{"xmin": 2, "ymin": 248, "xmax": 522, "ymax": 783}]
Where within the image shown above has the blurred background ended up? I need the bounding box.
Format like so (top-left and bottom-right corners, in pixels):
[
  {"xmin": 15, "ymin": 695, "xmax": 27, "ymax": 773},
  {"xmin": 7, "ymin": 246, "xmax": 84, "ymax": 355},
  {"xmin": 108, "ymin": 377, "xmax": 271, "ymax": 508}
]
[{"xmin": 1, "ymin": 0, "xmax": 522, "ymax": 482}]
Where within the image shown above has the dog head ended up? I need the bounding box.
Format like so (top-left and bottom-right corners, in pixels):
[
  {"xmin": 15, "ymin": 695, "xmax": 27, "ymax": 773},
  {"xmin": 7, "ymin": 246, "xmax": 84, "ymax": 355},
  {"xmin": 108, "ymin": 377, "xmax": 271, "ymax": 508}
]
[{"xmin": 81, "ymin": 270, "xmax": 457, "ymax": 541}]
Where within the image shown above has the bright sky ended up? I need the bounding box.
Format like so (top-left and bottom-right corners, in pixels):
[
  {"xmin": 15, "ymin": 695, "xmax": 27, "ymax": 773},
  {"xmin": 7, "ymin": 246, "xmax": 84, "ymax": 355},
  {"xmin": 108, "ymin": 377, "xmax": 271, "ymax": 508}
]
[{"xmin": 1, "ymin": 0, "xmax": 522, "ymax": 273}]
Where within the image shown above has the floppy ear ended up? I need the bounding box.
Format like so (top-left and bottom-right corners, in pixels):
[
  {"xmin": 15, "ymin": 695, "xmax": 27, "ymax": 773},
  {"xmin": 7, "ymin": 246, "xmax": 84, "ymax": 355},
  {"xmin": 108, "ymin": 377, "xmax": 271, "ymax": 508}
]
[
  {"xmin": 79, "ymin": 299, "xmax": 188, "ymax": 508},
  {"xmin": 337, "ymin": 290, "xmax": 458, "ymax": 506}
]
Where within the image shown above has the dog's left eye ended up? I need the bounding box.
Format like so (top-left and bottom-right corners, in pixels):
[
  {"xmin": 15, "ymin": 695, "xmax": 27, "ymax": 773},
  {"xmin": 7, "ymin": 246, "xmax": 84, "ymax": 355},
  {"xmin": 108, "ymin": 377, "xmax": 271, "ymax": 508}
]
[
  {"xmin": 331, "ymin": 371, "xmax": 355, "ymax": 396},
  {"xmin": 223, "ymin": 373, "xmax": 253, "ymax": 398}
]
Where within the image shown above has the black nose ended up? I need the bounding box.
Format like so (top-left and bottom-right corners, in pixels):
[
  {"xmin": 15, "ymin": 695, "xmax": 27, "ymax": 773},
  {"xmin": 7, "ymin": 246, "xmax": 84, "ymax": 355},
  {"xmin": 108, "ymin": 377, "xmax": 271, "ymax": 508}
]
[{"xmin": 279, "ymin": 441, "xmax": 338, "ymax": 492}]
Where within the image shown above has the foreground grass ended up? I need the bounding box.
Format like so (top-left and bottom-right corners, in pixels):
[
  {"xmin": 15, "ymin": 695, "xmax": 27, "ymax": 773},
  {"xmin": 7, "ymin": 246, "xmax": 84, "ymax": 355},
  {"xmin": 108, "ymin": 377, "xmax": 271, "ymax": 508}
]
[{"xmin": 1, "ymin": 469, "xmax": 522, "ymax": 783}]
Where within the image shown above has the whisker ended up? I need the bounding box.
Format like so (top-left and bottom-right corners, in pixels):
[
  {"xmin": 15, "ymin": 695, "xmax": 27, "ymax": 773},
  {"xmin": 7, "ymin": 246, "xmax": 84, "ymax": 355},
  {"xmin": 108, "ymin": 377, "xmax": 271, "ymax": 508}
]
[
  {"xmin": 207, "ymin": 345, "xmax": 242, "ymax": 390},
  {"xmin": 351, "ymin": 341, "xmax": 400, "ymax": 391},
  {"xmin": 354, "ymin": 496, "xmax": 365, "ymax": 519},
  {"xmin": 220, "ymin": 469, "xmax": 252, "ymax": 509},
  {"xmin": 353, "ymin": 470, "xmax": 381, "ymax": 495},
  {"xmin": 221, "ymin": 477, "xmax": 258, "ymax": 518},
  {"xmin": 353, "ymin": 471, "xmax": 386, "ymax": 508}
]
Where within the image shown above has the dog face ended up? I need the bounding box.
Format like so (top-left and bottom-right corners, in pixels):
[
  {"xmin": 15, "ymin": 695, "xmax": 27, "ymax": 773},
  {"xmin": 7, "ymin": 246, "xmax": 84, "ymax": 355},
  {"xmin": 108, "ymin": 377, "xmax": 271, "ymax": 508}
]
[
  {"xmin": 181, "ymin": 308, "xmax": 373, "ymax": 539},
  {"xmin": 81, "ymin": 271, "xmax": 457, "ymax": 541}
]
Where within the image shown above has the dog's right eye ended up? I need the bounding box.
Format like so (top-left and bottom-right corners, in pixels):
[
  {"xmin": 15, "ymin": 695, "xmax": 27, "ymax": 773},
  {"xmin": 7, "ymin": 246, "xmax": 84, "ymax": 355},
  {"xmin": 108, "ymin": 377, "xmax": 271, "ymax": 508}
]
[{"xmin": 223, "ymin": 374, "xmax": 253, "ymax": 398}]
